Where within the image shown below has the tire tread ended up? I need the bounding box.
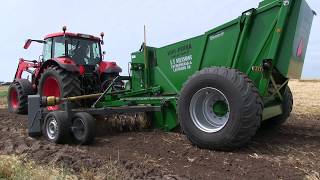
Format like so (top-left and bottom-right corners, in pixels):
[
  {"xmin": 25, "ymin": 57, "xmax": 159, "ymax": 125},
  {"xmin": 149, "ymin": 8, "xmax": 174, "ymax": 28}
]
[{"xmin": 178, "ymin": 67, "xmax": 263, "ymax": 150}]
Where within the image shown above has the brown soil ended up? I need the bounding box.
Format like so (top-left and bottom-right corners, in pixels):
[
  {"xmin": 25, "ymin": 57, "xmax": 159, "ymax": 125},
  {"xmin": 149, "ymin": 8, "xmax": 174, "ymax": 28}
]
[{"xmin": 0, "ymin": 81, "xmax": 319, "ymax": 179}]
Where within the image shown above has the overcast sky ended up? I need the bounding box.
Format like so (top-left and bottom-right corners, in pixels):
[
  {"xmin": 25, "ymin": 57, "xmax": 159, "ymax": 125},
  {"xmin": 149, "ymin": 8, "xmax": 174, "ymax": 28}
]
[{"xmin": 0, "ymin": 0, "xmax": 319, "ymax": 82}]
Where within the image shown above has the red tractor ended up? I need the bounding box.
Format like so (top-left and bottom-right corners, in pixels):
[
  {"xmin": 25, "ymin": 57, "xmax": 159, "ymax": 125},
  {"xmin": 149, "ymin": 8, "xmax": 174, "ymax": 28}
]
[{"xmin": 8, "ymin": 27, "xmax": 122, "ymax": 114}]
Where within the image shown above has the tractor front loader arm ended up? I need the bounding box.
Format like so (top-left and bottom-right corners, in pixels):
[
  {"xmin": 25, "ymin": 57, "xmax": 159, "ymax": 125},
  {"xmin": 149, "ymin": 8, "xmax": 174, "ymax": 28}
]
[{"xmin": 14, "ymin": 58, "xmax": 40, "ymax": 81}]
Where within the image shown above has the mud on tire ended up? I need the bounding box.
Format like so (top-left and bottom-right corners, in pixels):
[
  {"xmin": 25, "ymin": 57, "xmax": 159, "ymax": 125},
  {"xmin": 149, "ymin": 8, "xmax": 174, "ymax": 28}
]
[
  {"xmin": 8, "ymin": 79, "xmax": 34, "ymax": 114},
  {"xmin": 178, "ymin": 67, "xmax": 263, "ymax": 150}
]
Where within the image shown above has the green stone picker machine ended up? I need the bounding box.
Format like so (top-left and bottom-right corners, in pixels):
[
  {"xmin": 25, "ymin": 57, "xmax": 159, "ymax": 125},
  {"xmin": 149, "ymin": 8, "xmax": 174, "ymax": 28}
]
[{"xmin": 25, "ymin": 0, "xmax": 315, "ymax": 150}]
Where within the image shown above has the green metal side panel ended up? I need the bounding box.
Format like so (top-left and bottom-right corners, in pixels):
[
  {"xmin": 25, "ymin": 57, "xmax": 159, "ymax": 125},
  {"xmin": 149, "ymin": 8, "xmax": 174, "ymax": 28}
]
[
  {"xmin": 276, "ymin": 0, "xmax": 315, "ymax": 79},
  {"xmin": 259, "ymin": 0, "xmax": 278, "ymax": 8},
  {"xmin": 237, "ymin": 4, "xmax": 281, "ymax": 84},
  {"xmin": 201, "ymin": 20, "xmax": 241, "ymax": 69},
  {"xmin": 153, "ymin": 36, "xmax": 205, "ymax": 93},
  {"xmin": 152, "ymin": 101, "xmax": 178, "ymax": 131}
]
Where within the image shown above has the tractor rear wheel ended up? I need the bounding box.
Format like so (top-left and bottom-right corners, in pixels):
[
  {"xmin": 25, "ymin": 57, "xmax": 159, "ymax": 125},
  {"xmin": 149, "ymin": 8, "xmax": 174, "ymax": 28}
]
[
  {"xmin": 8, "ymin": 79, "xmax": 34, "ymax": 114},
  {"xmin": 178, "ymin": 68, "xmax": 263, "ymax": 150},
  {"xmin": 101, "ymin": 73, "xmax": 124, "ymax": 91},
  {"xmin": 262, "ymin": 86, "xmax": 293, "ymax": 128},
  {"xmin": 38, "ymin": 66, "xmax": 81, "ymax": 110}
]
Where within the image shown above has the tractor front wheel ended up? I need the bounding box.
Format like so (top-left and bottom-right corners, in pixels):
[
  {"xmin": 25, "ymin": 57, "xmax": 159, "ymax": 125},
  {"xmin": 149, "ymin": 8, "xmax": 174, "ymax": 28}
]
[
  {"xmin": 38, "ymin": 66, "xmax": 81, "ymax": 110},
  {"xmin": 7, "ymin": 79, "xmax": 34, "ymax": 114},
  {"xmin": 178, "ymin": 68, "xmax": 263, "ymax": 150}
]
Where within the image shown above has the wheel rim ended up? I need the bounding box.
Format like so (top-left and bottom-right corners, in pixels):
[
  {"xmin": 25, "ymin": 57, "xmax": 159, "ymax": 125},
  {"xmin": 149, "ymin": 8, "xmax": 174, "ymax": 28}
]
[
  {"xmin": 72, "ymin": 118, "xmax": 85, "ymax": 140},
  {"xmin": 42, "ymin": 76, "xmax": 60, "ymax": 110},
  {"xmin": 47, "ymin": 116, "xmax": 58, "ymax": 140},
  {"xmin": 189, "ymin": 87, "xmax": 230, "ymax": 133},
  {"xmin": 10, "ymin": 88, "xmax": 18, "ymax": 109}
]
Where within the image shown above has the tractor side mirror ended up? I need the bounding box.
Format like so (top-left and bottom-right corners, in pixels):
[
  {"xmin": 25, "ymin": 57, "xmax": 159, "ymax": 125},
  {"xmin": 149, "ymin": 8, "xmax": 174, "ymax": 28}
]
[{"xmin": 24, "ymin": 39, "xmax": 32, "ymax": 49}]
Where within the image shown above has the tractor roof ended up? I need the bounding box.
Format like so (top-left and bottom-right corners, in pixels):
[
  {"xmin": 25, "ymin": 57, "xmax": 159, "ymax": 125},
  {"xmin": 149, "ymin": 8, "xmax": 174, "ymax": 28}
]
[{"xmin": 44, "ymin": 32, "xmax": 100, "ymax": 41}]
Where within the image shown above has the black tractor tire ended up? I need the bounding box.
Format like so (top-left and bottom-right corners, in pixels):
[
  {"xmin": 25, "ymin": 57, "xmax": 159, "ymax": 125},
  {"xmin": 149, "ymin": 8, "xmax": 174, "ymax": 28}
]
[
  {"xmin": 71, "ymin": 112, "xmax": 96, "ymax": 145},
  {"xmin": 7, "ymin": 79, "xmax": 34, "ymax": 114},
  {"xmin": 262, "ymin": 86, "xmax": 293, "ymax": 128},
  {"xmin": 38, "ymin": 66, "xmax": 81, "ymax": 109},
  {"xmin": 44, "ymin": 111, "xmax": 71, "ymax": 144},
  {"xmin": 178, "ymin": 67, "xmax": 263, "ymax": 150},
  {"xmin": 101, "ymin": 73, "xmax": 124, "ymax": 91}
]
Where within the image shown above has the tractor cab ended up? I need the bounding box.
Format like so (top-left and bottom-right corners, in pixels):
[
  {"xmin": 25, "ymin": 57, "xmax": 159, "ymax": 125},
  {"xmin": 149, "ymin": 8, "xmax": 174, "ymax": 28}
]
[
  {"xmin": 20, "ymin": 26, "xmax": 122, "ymax": 82},
  {"xmin": 24, "ymin": 27, "xmax": 104, "ymax": 66},
  {"xmin": 42, "ymin": 32, "xmax": 102, "ymax": 65}
]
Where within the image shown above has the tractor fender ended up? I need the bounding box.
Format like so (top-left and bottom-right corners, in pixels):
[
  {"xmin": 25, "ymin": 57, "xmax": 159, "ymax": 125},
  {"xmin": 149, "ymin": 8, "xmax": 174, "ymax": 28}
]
[
  {"xmin": 51, "ymin": 58, "xmax": 79, "ymax": 72},
  {"xmin": 36, "ymin": 58, "xmax": 79, "ymax": 83},
  {"xmin": 39, "ymin": 58, "xmax": 79, "ymax": 74},
  {"xmin": 98, "ymin": 61, "xmax": 122, "ymax": 75}
]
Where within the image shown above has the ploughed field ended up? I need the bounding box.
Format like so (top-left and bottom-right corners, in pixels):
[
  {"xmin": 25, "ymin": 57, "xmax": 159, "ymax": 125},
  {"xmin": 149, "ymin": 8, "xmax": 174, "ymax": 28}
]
[{"xmin": 0, "ymin": 80, "xmax": 319, "ymax": 179}]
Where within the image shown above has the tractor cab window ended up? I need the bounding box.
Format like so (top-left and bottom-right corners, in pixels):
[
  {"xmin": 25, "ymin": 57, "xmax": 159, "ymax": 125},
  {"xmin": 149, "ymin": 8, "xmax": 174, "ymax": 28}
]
[
  {"xmin": 42, "ymin": 38, "xmax": 52, "ymax": 60},
  {"xmin": 53, "ymin": 37, "xmax": 66, "ymax": 58},
  {"xmin": 67, "ymin": 38, "xmax": 101, "ymax": 65},
  {"xmin": 45, "ymin": 36, "xmax": 101, "ymax": 65}
]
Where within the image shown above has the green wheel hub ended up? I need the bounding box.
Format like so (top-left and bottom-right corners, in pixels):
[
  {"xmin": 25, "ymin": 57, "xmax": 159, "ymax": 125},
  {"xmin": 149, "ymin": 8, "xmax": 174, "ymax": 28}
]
[{"xmin": 212, "ymin": 101, "xmax": 229, "ymax": 117}]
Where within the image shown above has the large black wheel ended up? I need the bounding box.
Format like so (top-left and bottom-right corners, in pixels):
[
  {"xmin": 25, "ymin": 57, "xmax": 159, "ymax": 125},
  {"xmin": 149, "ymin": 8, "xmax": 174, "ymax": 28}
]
[
  {"xmin": 178, "ymin": 68, "xmax": 263, "ymax": 150},
  {"xmin": 44, "ymin": 111, "xmax": 70, "ymax": 144},
  {"xmin": 8, "ymin": 79, "xmax": 34, "ymax": 114},
  {"xmin": 262, "ymin": 86, "xmax": 293, "ymax": 128},
  {"xmin": 100, "ymin": 73, "xmax": 124, "ymax": 91},
  {"xmin": 38, "ymin": 66, "xmax": 81, "ymax": 110},
  {"xmin": 71, "ymin": 112, "xmax": 96, "ymax": 145}
]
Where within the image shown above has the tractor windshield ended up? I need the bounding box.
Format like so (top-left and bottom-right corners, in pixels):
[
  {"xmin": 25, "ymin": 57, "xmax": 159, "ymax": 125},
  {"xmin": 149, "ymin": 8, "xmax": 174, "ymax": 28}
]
[
  {"xmin": 67, "ymin": 38, "xmax": 101, "ymax": 65},
  {"xmin": 44, "ymin": 36, "xmax": 102, "ymax": 65}
]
